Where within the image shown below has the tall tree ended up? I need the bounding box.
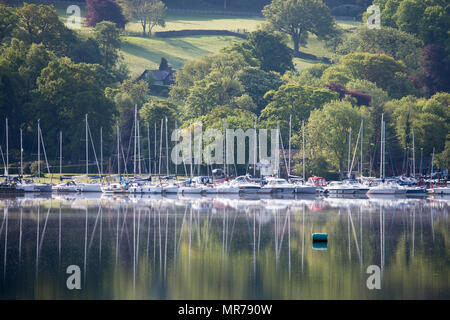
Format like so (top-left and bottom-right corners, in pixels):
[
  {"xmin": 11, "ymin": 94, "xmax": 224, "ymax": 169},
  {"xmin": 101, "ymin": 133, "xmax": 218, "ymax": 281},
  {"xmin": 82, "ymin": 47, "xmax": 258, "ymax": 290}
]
[
  {"xmin": 0, "ymin": 4, "xmax": 18, "ymax": 42},
  {"xmin": 146, "ymin": 0, "xmax": 166, "ymax": 36},
  {"xmin": 16, "ymin": 3, "xmax": 71, "ymax": 55},
  {"xmin": 260, "ymin": 83, "xmax": 338, "ymax": 137},
  {"xmin": 394, "ymin": 0, "xmax": 426, "ymax": 36},
  {"xmin": 236, "ymin": 67, "xmax": 282, "ymax": 113},
  {"xmin": 262, "ymin": 0, "xmax": 336, "ymax": 54},
  {"xmin": 33, "ymin": 57, "xmax": 116, "ymax": 160},
  {"xmin": 86, "ymin": 0, "xmax": 128, "ymax": 29},
  {"xmin": 386, "ymin": 94, "xmax": 449, "ymax": 158},
  {"xmin": 93, "ymin": 21, "xmax": 122, "ymax": 69},
  {"xmin": 339, "ymin": 52, "xmax": 415, "ymax": 99},
  {"xmin": 306, "ymin": 100, "xmax": 370, "ymax": 177},
  {"xmin": 372, "ymin": 0, "xmax": 400, "ymax": 28},
  {"xmin": 245, "ymin": 30, "xmax": 293, "ymax": 73},
  {"xmin": 420, "ymin": 44, "xmax": 450, "ymax": 95},
  {"xmin": 337, "ymin": 26, "xmax": 423, "ymax": 71},
  {"xmin": 119, "ymin": 0, "xmax": 166, "ymax": 36}
]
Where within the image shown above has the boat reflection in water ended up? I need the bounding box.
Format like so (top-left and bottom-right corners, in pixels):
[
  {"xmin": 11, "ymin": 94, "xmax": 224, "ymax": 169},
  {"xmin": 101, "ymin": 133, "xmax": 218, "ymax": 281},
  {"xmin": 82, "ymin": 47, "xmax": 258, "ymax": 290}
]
[{"xmin": 0, "ymin": 193, "xmax": 448, "ymax": 299}]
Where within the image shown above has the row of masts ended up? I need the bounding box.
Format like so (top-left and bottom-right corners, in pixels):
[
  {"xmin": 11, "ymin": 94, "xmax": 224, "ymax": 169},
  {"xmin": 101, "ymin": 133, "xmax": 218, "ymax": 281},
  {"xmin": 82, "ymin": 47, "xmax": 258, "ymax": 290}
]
[{"xmin": 0, "ymin": 111, "xmax": 438, "ymax": 180}]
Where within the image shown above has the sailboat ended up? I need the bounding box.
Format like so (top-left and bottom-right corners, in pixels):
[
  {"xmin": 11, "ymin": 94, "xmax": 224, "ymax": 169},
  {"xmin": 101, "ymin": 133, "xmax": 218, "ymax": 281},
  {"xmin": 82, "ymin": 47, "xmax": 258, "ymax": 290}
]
[
  {"xmin": 102, "ymin": 121, "xmax": 128, "ymax": 194},
  {"xmin": 258, "ymin": 125, "xmax": 296, "ymax": 194},
  {"xmin": 0, "ymin": 118, "xmax": 22, "ymax": 193},
  {"xmin": 161, "ymin": 117, "xmax": 179, "ymax": 194},
  {"xmin": 329, "ymin": 119, "xmax": 369, "ymax": 195},
  {"xmin": 178, "ymin": 121, "xmax": 204, "ymax": 195},
  {"xmin": 292, "ymin": 119, "xmax": 317, "ymax": 194},
  {"xmin": 136, "ymin": 119, "xmax": 163, "ymax": 194},
  {"xmin": 53, "ymin": 131, "xmax": 79, "ymax": 192},
  {"xmin": 403, "ymin": 130, "xmax": 426, "ymax": 195},
  {"xmin": 17, "ymin": 120, "xmax": 52, "ymax": 192},
  {"xmin": 77, "ymin": 114, "xmax": 102, "ymax": 192},
  {"xmin": 129, "ymin": 106, "xmax": 145, "ymax": 194},
  {"xmin": 368, "ymin": 114, "xmax": 398, "ymax": 195}
]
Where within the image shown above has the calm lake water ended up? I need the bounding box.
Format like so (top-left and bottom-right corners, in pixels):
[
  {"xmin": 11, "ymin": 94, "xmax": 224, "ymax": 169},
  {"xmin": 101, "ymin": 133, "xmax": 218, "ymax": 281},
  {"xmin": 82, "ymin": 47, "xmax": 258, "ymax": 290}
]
[{"xmin": 0, "ymin": 193, "xmax": 448, "ymax": 300}]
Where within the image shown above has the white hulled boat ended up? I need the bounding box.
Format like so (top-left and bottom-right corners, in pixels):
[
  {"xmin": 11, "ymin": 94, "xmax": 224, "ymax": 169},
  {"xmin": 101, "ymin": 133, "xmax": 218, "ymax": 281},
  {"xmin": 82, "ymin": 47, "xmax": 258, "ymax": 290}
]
[
  {"xmin": 261, "ymin": 177, "xmax": 296, "ymax": 193},
  {"xmin": 367, "ymin": 182, "xmax": 397, "ymax": 195},
  {"xmin": 231, "ymin": 175, "xmax": 261, "ymax": 193},
  {"xmin": 101, "ymin": 182, "xmax": 128, "ymax": 194}
]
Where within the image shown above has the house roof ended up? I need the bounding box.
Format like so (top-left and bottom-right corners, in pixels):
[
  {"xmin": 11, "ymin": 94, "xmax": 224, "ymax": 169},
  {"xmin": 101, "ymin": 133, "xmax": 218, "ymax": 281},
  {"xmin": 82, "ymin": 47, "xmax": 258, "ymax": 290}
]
[
  {"xmin": 151, "ymin": 70, "xmax": 170, "ymax": 81},
  {"xmin": 136, "ymin": 66, "xmax": 175, "ymax": 83}
]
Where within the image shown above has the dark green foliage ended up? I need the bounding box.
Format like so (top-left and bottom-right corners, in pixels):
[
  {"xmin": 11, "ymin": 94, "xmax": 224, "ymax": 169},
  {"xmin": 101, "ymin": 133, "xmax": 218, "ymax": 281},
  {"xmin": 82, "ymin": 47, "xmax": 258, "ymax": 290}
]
[
  {"xmin": 245, "ymin": 30, "xmax": 293, "ymax": 73},
  {"xmin": 263, "ymin": 0, "xmax": 337, "ymax": 54},
  {"xmin": 236, "ymin": 67, "xmax": 282, "ymax": 113}
]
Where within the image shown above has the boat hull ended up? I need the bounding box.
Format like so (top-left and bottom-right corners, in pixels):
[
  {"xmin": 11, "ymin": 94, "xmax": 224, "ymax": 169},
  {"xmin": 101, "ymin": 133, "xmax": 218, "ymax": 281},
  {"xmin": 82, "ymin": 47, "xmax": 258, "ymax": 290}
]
[
  {"xmin": 17, "ymin": 184, "xmax": 52, "ymax": 192},
  {"xmin": 294, "ymin": 186, "xmax": 317, "ymax": 194}
]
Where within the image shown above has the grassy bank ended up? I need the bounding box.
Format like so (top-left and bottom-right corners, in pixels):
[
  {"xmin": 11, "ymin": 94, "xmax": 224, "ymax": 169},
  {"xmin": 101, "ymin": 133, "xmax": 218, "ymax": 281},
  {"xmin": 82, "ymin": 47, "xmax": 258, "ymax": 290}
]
[{"xmin": 121, "ymin": 35, "xmax": 244, "ymax": 76}]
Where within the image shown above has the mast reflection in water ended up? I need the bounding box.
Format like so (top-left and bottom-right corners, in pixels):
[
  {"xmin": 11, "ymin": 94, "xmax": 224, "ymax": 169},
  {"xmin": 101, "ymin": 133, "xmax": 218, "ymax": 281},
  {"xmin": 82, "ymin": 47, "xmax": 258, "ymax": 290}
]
[{"xmin": 0, "ymin": 194, "xmax": 448, "ymax": 299}]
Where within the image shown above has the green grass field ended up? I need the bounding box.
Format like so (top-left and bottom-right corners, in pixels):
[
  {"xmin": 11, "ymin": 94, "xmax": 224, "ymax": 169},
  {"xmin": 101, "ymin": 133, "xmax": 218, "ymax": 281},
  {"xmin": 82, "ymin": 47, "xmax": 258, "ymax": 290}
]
[
  {"xmin": 52, "ymin": 3, "xmax": 360, "ymax": 76},
  {"xmin": 125, "ymin": 13, "xmax": 264, "ymax": 34},
  {"xmin": 121, "ymin": 35, "xmax": 245, "ymax": 76}
]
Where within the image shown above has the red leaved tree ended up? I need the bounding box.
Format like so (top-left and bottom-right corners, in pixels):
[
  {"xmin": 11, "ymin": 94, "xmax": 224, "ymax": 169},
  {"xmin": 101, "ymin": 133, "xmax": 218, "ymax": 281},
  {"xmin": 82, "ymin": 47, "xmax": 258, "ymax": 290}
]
[
  {"xmin": 86, "ymin": 0, "xmax": 127, "ymax": 29},
  {"xmin": 420, "ymin": 44, "xmax": 450, "ymax": 95}
]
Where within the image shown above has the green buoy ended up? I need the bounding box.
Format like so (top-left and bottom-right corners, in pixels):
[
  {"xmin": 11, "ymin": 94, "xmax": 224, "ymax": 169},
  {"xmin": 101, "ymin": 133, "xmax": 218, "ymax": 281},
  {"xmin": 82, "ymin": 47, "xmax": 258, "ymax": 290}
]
[
  {"xmin": 312, "ymin": 233, "xmax": 328, "ymax": 242},
  {"xmin": 312, "ymin": 241, "xmax": 328, "ymax": 250}
]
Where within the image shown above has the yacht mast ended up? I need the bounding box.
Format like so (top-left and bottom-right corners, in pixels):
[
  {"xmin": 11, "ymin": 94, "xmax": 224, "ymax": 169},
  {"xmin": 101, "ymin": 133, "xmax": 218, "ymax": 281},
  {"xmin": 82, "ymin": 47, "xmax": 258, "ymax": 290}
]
[
  {"xmin": 412, "ymin": 130, "xmax": 415, "ymax": 177},
  {"xmin": 159, "ymin": 118, "xmax": 163, "ymax": 176},
  {"xmin": 165, "ymin": 116, "xmax": 169, "ymax": 176},
  {"xmin": 5, "ymin": 118, "xmax": 8, "ymax": 176},
  {"xmin": 117, "ymin": 121, "xmax": 120, "ymax": 177},
  {"xmin": 38, "ymin": 119, "xmax": 40, "ymax": 183},
  {"xmin": 148, "ymin": 123, "xmax": 151, "ymax": 176},
  {"xmin": 254, "ymin": 115, "xmax": 257, "ymax": 177},
  {"xmin": 86, "ymin": 114, "xmax": 88, "ymax": 178},
  {"xmin": 276, "ymin": 121, "xmax": 280, "ymax": 178},
  {"xmin": 175, "ymin": 121, "xmax": 178, "ymax": 177},
  {"xmin": 302, "ymin": 120, "xmax": 305, "ymax": 181},
  {"xmin": 347, "ymin": 127, "xmax": 352, "ymax": 177},
  {"xmin": 20, "ymin": 128, "xmax": 23, "ymax": 177},
  {"xmin": 138, "ymin": 119, "xmax": 141, "ymax": 175},
  {"xmin": 380, "ymin": 114, "xmax": 384, "ymax": 179},
  {"xmin": 60, "ymin": 131, "xmax": 62, "ymax": 176},
  {"xmin": 154, "ymin": 123, "xmax": 157, "ymax": 175},
  {"xmin": 189, "ymin": 121, "xmax": 193, "ymax": 178},
  {"xmin": 383, "ymin": 120, "xmax": 386, "ymax": 178},
  {"xmin": 361, "ymin": 117, "xmax": 363, "ymax": 176},
  {"xmin": 225, "ymin": 119, "xmax": 228, "ymax": 178},
  {"xmin": 223, "ymin": 122, "xmax": 226, "ymax": 177},
  {"xmin": 100, "ymin": 127, "xmax": 103, "ymax": 177},
  {"xmin": 133, "ymin": 104, "xmax": 137, "ymax": 177},
  {"xmin": 349, "ymin": 120, "xmax": 362, "ymax": 179},
  {"xmin": 288, "ymin": 114, "xmax": 291, "ymax": 177}
]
